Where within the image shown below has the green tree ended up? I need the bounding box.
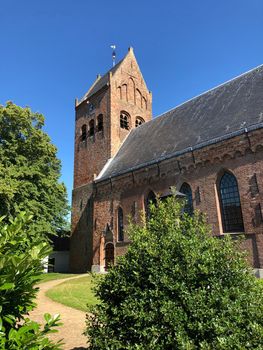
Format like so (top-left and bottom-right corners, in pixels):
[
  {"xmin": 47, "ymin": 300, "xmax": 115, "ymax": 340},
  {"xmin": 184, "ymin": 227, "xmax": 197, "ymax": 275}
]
[
  {"xmin": 86, "ymin": 195, "xmax": 263, "ymax": 349},
  {"xmin": 0, "ymin": 102, "xmax": 68, "ymax": 238},
  {"xmin": 0, "ymin": 213, "xmax": 63, "ymax": 349}
]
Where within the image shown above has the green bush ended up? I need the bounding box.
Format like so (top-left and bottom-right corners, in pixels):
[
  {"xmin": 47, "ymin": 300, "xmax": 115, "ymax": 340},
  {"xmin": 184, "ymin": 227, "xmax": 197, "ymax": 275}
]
[
  {"xmin": 0, "ymin": 213, "xmax": 63, "ymax": 349},
  {"xmin": 86, "ymin": 195, "xmax": 263, "ymax": 349}
]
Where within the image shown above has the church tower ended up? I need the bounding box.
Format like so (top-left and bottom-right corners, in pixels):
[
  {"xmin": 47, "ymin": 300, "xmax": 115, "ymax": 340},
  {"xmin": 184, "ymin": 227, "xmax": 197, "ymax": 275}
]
[{"xmin": 70, "ymin": 48, "xmax": 152, "ymax": 272}]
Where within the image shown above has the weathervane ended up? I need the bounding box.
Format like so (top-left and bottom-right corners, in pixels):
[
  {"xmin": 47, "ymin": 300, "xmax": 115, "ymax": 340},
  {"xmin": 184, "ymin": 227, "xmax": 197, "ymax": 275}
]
[{"xmin": 110, "ymin": 45, "xmax": 116, "ymax": 67}]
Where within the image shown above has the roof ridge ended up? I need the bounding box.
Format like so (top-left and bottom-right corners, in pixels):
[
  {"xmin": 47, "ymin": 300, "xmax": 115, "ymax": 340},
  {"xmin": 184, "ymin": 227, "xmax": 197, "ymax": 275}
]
[{"xmin": 78, "ymin": 58, "xmax": 125, "ymax": 103}]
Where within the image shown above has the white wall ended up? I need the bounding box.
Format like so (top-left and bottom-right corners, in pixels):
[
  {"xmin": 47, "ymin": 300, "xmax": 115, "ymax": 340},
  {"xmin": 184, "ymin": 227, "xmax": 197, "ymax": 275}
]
[{"xmin": 49, "ymin": 251, "xmax": 70, "ymax": 273}]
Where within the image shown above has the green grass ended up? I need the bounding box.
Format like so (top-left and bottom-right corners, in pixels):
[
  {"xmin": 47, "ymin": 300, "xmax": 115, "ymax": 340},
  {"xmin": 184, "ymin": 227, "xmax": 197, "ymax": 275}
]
[
  {"xmin": 45, "ymin": 274, "xmax": 98, "ymax": 311},
  {"xmin": 38, "ymin": 273, "xmax": 78, "ymax": 284}
]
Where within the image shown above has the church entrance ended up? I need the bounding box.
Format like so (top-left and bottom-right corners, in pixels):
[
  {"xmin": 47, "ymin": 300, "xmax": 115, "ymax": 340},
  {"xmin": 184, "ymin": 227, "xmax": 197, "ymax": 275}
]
[{"xmin": 105, "ymin": 243, "xmax": 114, "ymax": 271}]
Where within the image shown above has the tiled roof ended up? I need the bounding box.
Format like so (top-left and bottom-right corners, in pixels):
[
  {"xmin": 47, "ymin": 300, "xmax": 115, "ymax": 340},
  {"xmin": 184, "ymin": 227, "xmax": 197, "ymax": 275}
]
[
  {"xmin": 98, "ymin": 64, "xmax": 263, "ymax": 181},
  {"xmin": 80, "ymin": 59, "xmax": 124, "ymax": 102}
]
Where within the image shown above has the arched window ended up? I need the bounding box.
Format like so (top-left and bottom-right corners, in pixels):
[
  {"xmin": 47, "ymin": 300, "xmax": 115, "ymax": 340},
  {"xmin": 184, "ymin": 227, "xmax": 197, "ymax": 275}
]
[
  {"xmin": 118, "ymin": 207, "xmax": 124, "ymax": 241},
  {"xmin": 135, "ymin": 117, "xmax": 145, "ymax": 127},
  {"xmin": 97, "ymin": 114, "xmax": 103, "ymax": 132},
  {"xmin": 81, "ymin": 125, "xmax": 87, "ymax": 141},
  {"xmin": 180, "ymin": 183, "xmax": 193, "ymax": 216},
  {"xmin": 219, "ymin": 172, "xmax": 244, "ymax": 232},
  {"xmin": 145, "ymin": 191, "xmax": 157, "ymax": 219},
  {"xmin": 120, "ymin": 112, "xmax": 129, "ymax": 130},
  {"xmin": 89, "ymin": 120, "xmax": 95, "ymax": 136}
]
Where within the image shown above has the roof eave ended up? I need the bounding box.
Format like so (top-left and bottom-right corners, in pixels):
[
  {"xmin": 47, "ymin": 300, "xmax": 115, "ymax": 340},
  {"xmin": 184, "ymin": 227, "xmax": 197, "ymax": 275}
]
[{"xmin": 95, "ymin": 123, "xmax": 263, "ymax": 184}]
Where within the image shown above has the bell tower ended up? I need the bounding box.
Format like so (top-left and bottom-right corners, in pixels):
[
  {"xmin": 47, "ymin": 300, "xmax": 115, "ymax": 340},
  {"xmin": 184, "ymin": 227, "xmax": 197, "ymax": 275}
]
[{"xmin": 70, "ymin": 47, "xmax": 152, "ymax": 272}]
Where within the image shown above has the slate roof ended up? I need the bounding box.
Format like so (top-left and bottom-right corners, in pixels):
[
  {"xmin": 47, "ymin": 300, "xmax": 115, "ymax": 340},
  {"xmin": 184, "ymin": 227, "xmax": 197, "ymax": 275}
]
[
  {"xmin": 97, "ymin": 64, "xmax": 263, "ymax": 181},
  {"xmin": 79, "ymin": 59, "xmax": 124, "ymax": 102}
]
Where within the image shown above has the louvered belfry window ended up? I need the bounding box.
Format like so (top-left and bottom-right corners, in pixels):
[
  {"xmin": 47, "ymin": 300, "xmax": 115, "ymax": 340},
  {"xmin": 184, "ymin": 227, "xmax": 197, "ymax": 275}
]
[
  {"xmin": 81, "ymin": 125, "xmax": 87, "ymax": 141},
  {"xmin": 120, "ymin": 113, "xmax": 129, "ymax": 130},
  {"xmin": 219, "ymin": 172, "xmax": 244, "ymax": 232},
  {"xmin": 89, "ymin": 120, "xmax": 95, "ymax": 136},
  {"xmin": 135, "ymin": 117, "xmax": 145, "ymax": 127}
]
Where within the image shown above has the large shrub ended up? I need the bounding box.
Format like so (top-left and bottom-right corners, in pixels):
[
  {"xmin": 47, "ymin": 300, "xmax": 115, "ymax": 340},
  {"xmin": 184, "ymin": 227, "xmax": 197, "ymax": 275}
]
[
  {"xmin": 0, "ymin": 213, "xmax": 63, "ymax": 349},
  {"xmin": 86, "ymin": 195, "xmax": 263, "ymax": 349}
]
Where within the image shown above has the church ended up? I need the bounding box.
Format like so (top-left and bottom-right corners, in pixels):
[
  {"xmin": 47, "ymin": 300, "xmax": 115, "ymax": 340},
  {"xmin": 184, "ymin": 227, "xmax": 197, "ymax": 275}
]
[{"xmin": 70, "ymin": 47, "xmax": 263, "ymax": 276}]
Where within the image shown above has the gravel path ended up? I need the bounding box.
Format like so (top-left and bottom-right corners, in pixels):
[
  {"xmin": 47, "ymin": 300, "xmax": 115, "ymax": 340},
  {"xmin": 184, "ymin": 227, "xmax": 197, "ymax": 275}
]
[{"xmin": 30, "ymin": 276, "xmax": 88, "ymax": 350}]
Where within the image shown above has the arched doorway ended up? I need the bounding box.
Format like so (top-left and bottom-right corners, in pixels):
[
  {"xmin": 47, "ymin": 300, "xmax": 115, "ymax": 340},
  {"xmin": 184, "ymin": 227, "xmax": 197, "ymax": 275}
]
[{"xmin": 105, "ymin": 243, "xmax": 114, "ymax": 271}]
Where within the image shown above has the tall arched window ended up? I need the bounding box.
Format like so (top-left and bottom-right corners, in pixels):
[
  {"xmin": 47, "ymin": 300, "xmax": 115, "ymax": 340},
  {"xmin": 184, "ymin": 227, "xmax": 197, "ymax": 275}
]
[
  {"xmin": 120, "ymin": 112, "xmax": 129, "ymax": 130},
  {"xmin": 89, "ymin": 120, "xmax": 95, "ymax": 136},
  {"xmin": 145, "ymin": 191, "xmax": 157, "ymax": 220},
  {"xmin": 219, "ymin": 172, "xmax": 244, "ymax": 232},
  {"xmin": 118, "ymin": 207, "xmax": 124, "ymax": 241},
  {"xmin": 180, "ymin": 183, "xmax": 193, "ymax": 216},
  {"xmin": 81, "ymin": 125, "xmax": 87, "ymax": 141},
  {"xmin": 97, "ymin": 114, "xmax": 103, "ymax": 132}
]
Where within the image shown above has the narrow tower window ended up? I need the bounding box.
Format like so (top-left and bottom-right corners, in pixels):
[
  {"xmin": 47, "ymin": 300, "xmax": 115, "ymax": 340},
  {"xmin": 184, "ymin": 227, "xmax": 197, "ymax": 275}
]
[
  {"xmin": 180, "ymin": 183, "xmax": 193, "ymax": 216},
  {"xmin": 81, "ymin": 125, "xmax": 87, "ymax": 141},
  {"xmin": 97, "ymin": 114, "xmax": 103, "ymax": 132},
  {"xmin": 135, "ymin": 117, "xmax": 145, "ymax": 127},
  {"xmin": 120, "ymin": 112, "xmax": 129, "ymax": 130},
  {"xmin": 89, "ymin": 120, "xmax": 95, "ymax": 136},
  {"xmin": 218, "ymin": 172, "xmax": 244, "ymax": 232},
  {"xmin": 118, "ymin": 207, "xmax": 124, "ymax": 241}
]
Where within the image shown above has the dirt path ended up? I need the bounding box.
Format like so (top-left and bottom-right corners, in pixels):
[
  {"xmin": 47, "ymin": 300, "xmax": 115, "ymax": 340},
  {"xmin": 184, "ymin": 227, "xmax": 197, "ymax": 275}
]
[{"xmin": 30, "ymin": 276, "xmax": 88, "ymax": 350}]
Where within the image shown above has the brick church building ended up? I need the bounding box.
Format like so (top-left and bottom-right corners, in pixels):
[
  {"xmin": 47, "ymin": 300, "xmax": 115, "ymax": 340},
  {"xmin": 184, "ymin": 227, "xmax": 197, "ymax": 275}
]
[{"xmin": 70, "ymin": 47, "xmax": 263, "ymax": 275}]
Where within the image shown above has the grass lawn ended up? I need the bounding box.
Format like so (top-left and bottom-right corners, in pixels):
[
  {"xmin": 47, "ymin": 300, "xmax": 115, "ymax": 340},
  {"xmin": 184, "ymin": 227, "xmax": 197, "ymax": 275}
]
[
  {"xmin": 45, "ymin": 274, "xmax": 98, "ymax": 311},
  {"xmin": 38, "ymin": 272, "xmax": 79, "ymax": 284}
]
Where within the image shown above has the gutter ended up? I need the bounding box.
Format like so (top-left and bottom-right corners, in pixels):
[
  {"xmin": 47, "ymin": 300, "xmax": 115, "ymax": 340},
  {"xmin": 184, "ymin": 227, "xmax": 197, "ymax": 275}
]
[{"xmin": 95, "ymin": 122, "xmax": 263, "ymax": 184}]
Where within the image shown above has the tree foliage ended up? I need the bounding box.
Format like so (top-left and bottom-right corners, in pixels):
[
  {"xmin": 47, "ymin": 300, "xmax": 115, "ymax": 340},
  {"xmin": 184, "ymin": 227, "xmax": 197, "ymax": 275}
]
[
  {"xmin": 0, "ymin": 102, "xmax": 68, "ymax": 238},
  {"xmin": 0, "ymin": 212, "xmax": 63, "ymax": 349},
  {"xmin": 86, "ymin": 195, "xmax": 263, "ymax": 349}
]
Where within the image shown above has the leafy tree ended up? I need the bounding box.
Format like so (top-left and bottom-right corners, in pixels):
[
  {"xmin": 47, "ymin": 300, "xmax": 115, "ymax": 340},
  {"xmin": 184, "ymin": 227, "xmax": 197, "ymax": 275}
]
[
  {"xmin": 0, "ymin": 102, "xmax": 68, "ymax": 238},
  {"xmin": 86, "ymin": 194, "xmax": 263, "ymax": 349},
  {"xmin": 0, "ymin": 212, "xmax": 63, "ymax": 349}
]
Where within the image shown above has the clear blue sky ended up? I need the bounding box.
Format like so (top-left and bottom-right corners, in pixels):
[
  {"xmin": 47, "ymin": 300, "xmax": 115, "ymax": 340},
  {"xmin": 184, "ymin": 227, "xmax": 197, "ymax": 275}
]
[{"xmin": 1, "ymin": 0, "xmax": 262, "ymax": 205}]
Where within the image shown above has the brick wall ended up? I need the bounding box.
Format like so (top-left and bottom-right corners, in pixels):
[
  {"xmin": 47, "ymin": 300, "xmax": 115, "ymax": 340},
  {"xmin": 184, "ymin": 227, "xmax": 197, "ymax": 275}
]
[
  {"xmin": 92, "ymin": 129, "xmax": 263, "ymax": 271},
  {"xmin": 73, "ymin": 88, "xmax": 110, "ymax": 188},
  {"xmin": 70, "ymin": 183, "xmax": 94, "ymax": 272},
  {"xmin": 70, "ymin": 48, "xmax": 153, "ymax": 272},
  {"xmin": 109, "ymin": 47, "xmax": 152, "ymax": 156}
]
